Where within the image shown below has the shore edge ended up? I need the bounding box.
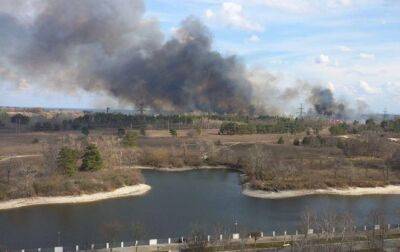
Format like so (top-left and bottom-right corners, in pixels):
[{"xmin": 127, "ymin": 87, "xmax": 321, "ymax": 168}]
[
  {"xmin": 0, "ymin": 184, "xmax": 151, "ymax": 210},
  {"xmin": 242, "ymin": 184, "xmax": 400, "ymax": 199},
  {"xmin": 130, "ymin": 165, "xmax": 235, "ymax": 172}
]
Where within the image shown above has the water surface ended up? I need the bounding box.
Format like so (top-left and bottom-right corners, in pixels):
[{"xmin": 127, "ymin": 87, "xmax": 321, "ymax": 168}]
[{"xmin": 1, "ymin": 169, "xmax": 400, "ymax": 249}]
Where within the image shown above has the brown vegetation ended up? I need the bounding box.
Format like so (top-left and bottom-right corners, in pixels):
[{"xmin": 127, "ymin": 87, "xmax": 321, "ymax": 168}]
[{"xmin": 1, "ymin": 122, "xmax": 400, "ymax": 200}]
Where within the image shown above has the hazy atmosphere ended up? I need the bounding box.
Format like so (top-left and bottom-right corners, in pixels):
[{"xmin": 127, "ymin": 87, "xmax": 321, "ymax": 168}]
[
  {"xmin": 1, "ymin": 0, "xmax": 399, "ymax": 114},
  {"xmin": 1, "ymin": 1, "xmax": 400, "ymax": 251}
]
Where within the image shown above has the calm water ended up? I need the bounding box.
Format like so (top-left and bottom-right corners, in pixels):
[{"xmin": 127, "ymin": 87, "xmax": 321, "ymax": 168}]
[{"xmin": 1, "ymin": 169, "xmax": 400, "ymax": 249}]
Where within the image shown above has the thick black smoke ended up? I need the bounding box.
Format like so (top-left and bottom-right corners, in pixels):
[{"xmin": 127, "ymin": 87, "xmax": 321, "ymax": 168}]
[
  {"xmin": 308, "ymin": 87, "xmax": 347, "ymax": 119},
  {"xmin": 0, "ymin": 0, "xmax": 254, "ymax": 114}
]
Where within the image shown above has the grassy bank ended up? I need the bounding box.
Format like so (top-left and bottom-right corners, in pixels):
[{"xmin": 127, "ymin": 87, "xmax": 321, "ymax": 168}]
[{"xmin": 1, "ymin": 128, "xmax": 400, "ymax": 199}]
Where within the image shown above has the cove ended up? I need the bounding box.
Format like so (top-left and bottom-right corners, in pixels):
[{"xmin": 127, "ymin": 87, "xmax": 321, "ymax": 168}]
[{"xmin": 1, "ymin": 169, "xmax": 400, "ymax": 249}]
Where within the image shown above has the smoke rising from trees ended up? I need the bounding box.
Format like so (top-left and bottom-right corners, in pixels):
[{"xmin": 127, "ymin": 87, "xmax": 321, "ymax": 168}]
[
  {"xmin": 308, "ymin": 87, "xmax": 348, "ymax": 119},
  {"xmin": 0, "ymin": 0, "xmax": 254, "ymax": 114},
  {"xmin": 0, "ymin": 0, "xmax": 366, "ymax": 117}
]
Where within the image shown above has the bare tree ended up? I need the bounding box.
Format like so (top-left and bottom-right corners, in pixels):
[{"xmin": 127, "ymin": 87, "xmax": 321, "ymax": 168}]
[
  {"xmin": 131, "ymin": 221, "xmax": 146, "ymax": 252},
  {"xmin": 184, "ymin": 222, "xmax": 208, "ymax": 252},
  {"xmin": 101, "ymin": 220, "xmax": 123, "ymax": 249},
  {"xmin": 366, "ymin": 209, "xmax": 387, "ymax": 250}
]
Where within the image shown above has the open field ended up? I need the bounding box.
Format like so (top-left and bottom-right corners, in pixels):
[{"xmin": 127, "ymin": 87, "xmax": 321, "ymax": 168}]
[{"xmin": 1, "ymin": 125, "xmax": 400, "ymax": 203}]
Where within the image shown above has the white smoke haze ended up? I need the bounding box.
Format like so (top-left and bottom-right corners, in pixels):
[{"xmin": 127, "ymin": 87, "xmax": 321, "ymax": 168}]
[{"xmin": 0, "ymin": 0, "xmax": 367, "ymax": 118}]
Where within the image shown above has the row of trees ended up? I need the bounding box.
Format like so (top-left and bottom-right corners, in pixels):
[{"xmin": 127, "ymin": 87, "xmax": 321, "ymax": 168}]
[
  {"xmin": 219, "ymin": 120, "xmax": 307, "ymax": 135},
  {"xmin": 329, "ymin": 118, "xmax": 400, "ymax": 135}
]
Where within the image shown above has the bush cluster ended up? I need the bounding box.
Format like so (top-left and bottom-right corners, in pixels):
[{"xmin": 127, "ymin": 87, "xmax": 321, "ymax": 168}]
[{"xmin": 57, "ymin": 144, "xmax": 103, "ymax": 176}]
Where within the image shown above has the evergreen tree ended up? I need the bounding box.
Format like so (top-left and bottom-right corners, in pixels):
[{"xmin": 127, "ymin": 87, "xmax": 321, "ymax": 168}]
[
  {"xmin": 81, "ymin": 144, "xmax": 103, "ymax": 171},
  {"xmin": 81, "ymin": 126, "xmax": 90, "ymax": 136},
  {"xmin": 57, "ymin": 147, "xmax": 79, "ymax": 176},
  {"xmin": 169, "ymin": 128, "xmax": 177, "ymax": 137}
]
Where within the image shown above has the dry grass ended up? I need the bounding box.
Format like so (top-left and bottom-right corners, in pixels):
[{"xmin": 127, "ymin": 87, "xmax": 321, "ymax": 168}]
[{"xmin": 1, "ymin": 129, "xmax": 400, "ymax": 197}]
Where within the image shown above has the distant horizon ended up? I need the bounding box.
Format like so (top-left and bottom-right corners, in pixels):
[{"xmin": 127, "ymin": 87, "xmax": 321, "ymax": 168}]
[{"xmin": 1, "ymin": 104, "xmax": 398, "ymax": 119}]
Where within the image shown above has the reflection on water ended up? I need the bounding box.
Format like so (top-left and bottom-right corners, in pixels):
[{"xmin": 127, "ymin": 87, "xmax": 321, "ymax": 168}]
[{"xmin": 0, "ymin": 169, "xmax": 400, "ymax": 249}]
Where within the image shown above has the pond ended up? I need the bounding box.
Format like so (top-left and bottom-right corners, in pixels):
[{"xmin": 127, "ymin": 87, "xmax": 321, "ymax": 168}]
[{"xmin": 1, "ymin": 169, "xmax": 400, "ymax": 249}]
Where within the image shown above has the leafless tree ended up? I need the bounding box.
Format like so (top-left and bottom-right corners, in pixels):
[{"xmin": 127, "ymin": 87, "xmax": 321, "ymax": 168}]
[
  {"xmin": 366, "ymin": 208, "xmax": 387, "ymax": 250},
  {"xmin": 294, "ymin": 208, "xmax": 317, "ymax": 251},
  {"xmin": 101, "ymin": 220, "xmax": 123, "ymax": 249},
  {"xmin": 131, "ymin": 221, "xmax": 146, "ymax": 252},
  {"xmin": 184, "ymin": 222, "xmax": 208, "ymax": 252}
]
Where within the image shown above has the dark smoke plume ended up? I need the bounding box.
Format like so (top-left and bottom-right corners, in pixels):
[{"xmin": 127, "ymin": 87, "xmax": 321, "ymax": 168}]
[
  {"xmin": 0, "ymin": 0, "xmax": 254, "ymax": 114},
  {"xmin": 308, "ymin": 87, "xmax": 347, "ymax": 119},
  {"xmin": 0, "ymin": 0, "xmax": 369, "ymax": 118}
]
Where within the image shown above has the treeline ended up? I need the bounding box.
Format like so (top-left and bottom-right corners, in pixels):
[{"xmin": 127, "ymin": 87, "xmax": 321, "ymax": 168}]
[
  {"xmin": 218, "ymin": 118, "xmax": 320, "ymax": 135},
  {"xmin": 329, "ymin": 118, "xmax": 400, "ymax": 135},
  {"xmin": 1, "ymin": 112, "xmax": 314, "ymax": 133}
]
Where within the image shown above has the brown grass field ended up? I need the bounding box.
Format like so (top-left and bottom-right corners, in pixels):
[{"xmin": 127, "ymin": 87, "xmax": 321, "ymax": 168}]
[{"xmin": 0, "ymin": 128, "xmax": 400, "ymax": 200}]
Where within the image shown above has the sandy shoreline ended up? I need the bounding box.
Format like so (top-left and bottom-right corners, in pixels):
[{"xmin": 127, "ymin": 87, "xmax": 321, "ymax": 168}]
[
  {"xmin": 0, "ymin": 184, "xmax": 151, "ymax": 210},
  {"xmin": 130, "ymin": 165, "xmax": 234, "ymax": 172},
  {"xmin": 242, "ymin": 184, "xmax": 400, "ymax": 199}
]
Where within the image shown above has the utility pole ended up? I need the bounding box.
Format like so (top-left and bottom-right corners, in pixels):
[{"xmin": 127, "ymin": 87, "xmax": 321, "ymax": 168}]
[
  {"xmin": 383, "ymin": 108, "xmax": 388, "ymax": 121},
  {"xmin": 138, "ymin": 102, "xmax": 145, "ymax": 116},
  {"xmin": 298, "ymin": 103, "xmax": 304, "ymax": 119}
]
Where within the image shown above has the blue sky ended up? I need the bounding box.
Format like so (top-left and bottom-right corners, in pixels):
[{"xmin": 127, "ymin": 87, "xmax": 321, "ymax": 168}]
[{"xmin": 1, "ymin": 0, "xmax": 400, "ymax": 114}]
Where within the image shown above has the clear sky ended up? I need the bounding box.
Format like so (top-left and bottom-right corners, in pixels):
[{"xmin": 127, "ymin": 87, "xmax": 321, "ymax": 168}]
[{"xmin": 1, "ymin": 0, "xmax": 399, "ymax": 114}]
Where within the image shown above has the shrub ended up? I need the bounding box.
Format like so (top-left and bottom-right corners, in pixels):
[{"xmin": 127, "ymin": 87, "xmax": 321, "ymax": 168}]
[
  {"xmin": 277, "ymin": 136, "xmax": 284, "ymax": 144},
  {"xmin": 122, "ymin": 131, "xmax": 138, "ymax": 147},
  {"xmin": 387, "ymin": 149, "xmax": 400, "ymax": 170},
  {"xmin": 140, "ymin": 127, "xmax": 146, "ymax": 136},
  {"xmin": 169, "ymin": 128, "xmax": 177, "ymax": 137},
  {"xmin": 81, "ymin": 144, "xmax": 103, "ymax": 171},
  {"xmin": 219, "ymin": 122, "xmax": 238, "ymax": 135},
  {"xmin": 117, "ymin": 128, "xmax": 126, "ymax": 138},
  {"xmin": 140, "ymin": 148, "xmax": 171, "ymax": 167},
  {"xmin": 293, "ymin": 138, "xmax": 300, "ymax": 146},
  {"xmin": 32, "ymin": 138, "xmax": 40, "ymax": 144},
  {"xmin": 195, "ymin": 126, "xmax": 202, "ymax": 136},
  {"xmin": 329, "ymin": 123, "xmax": 349, "ymax": 135},
  {"xmin": 219, "ymin": 122, "xmax": 256, "ymax": 135},
  {"xmin": 57, "ymin": 147, "xmax": 79, "ymax": 176},
  {"xmin": 11, "ymin": 113, "xmax": 30, "ymax": 125},
  {"xmin": 81, "ymin": 126, "xmax": 90, "ymax": 136}
]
